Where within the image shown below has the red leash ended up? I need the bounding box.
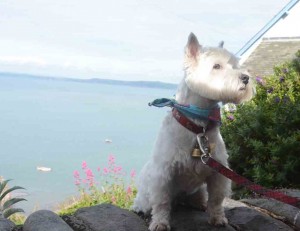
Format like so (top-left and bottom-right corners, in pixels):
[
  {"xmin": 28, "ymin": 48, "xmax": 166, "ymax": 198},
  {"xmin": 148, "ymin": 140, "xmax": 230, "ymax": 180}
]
[
  {"xmin": 172, "ymin": 108, "xmax": 300, "ymax": 209},
  {"xmin": 203, "ymin": 156, "xmax": 300, "ymax": 209}
]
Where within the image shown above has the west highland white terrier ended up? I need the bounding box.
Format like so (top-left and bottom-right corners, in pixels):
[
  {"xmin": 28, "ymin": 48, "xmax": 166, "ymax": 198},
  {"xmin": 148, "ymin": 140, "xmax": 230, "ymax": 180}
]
[{"xmin": 132, "ymin": 33, "xmax": 255, "ymax": 231}]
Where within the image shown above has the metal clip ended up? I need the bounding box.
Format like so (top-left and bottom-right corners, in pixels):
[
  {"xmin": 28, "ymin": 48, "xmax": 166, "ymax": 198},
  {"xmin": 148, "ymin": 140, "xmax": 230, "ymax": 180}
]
[{"xmin": 196, "ymin": 133, "xmax": 211, "ymax": 164}]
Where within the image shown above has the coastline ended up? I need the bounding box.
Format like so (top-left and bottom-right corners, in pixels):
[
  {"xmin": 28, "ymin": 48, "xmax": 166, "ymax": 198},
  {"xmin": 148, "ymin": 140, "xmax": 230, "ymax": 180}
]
[{"xmin": 0, "ymin": 72, "xmax": 177, "ymax": 90}]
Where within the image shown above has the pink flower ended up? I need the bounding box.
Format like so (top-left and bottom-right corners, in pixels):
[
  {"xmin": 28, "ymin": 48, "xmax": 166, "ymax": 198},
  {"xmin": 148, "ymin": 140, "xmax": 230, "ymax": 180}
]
[
  {"xmin": 74, "ymin": 179, "xmax": 81, "ymax": 186},
  {"xmin": 113, "ymin": 166, "xmax": 122, "ymax": 174},
  {"xmin": 89, "ymin": 180, "xmax": 94, "ymax": 187},
  {"xmin": 97, "ymin": 167, "xmax": 101, "ymax": 172},
  {"xmin": 127, "ymin": 186, "xmax": 132, "ymax": 195},
  {"xmin": 82, "ymin": 161, "xmax": 87, "ymax": 169},
  {"xmin": 84, "ymin": 168, "xmax": 94, "ymax": 187},
  {"xmin": 85, "ymin": 168, "xmax": 94, "ymax": 180},
  {"xmin": 73, "ymin": 170, "xmax": 80, "ymax": 179},
  {"xmin": 103, "ymin": 167, "xmax": 109, "ymax": 174},
  {"xmin": 108, "ymin": 154, "xmax": 115, "ymax": 165},
  {"xmin": 130, "ymin": 169, "xmax": 136, "ymax": 178}
]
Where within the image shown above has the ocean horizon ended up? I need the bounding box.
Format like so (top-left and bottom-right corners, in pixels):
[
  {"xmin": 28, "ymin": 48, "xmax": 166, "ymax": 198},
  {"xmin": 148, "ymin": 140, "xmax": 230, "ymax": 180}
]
[{"xmin": 0, "ymin": 74, "xmax": 176, "ymax": 214}]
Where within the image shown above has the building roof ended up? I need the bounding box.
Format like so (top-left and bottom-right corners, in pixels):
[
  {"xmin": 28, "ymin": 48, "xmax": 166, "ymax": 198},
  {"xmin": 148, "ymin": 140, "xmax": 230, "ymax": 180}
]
[
  {"xmin": 242, "ymin": 37, "xmax": 300, "ymax": 77},
  {"xmin": 237, "ymin": 0, "xmax": 300, "ymax": 77}
]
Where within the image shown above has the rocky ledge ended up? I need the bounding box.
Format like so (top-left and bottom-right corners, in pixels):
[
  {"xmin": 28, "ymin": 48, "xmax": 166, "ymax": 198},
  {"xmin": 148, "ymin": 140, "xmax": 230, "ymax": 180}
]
[{"xmin": 1, "ymin": 191, "xmax": 300, "ymax": 231}]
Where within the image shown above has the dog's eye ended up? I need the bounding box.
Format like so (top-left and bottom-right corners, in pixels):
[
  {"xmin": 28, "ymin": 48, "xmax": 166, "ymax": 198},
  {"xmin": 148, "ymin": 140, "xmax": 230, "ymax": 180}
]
[{"xmin": 213, "ymin": 64, "xmax": 221, "ymax": 69}]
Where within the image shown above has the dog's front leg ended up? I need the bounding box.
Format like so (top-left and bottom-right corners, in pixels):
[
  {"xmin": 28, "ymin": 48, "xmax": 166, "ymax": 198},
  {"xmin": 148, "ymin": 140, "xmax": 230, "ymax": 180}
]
[
  {"xmin": 206, "ymin": 172, "xmax": 230, "ymax": 226},
  {"xmin": 148, "ymin": 181, "xmax": 173, "ymax": 231}
]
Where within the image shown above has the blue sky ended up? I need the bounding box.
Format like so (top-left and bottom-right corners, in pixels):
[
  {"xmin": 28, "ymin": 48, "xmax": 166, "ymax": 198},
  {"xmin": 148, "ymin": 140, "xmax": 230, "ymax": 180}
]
[{"xmin": 0, "ymin": 0, "xmax": 290, "ymax": 83}]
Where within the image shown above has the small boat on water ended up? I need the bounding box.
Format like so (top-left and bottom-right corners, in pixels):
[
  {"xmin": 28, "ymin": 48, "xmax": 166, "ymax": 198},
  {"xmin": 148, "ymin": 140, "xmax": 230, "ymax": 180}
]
[
  {"xmin": 104, "ymin": 139, "xmax": 112, "ymax": 144},
  {"xmin": 37, "ymin": 166, "xmax": 52, "ymax": 172}
]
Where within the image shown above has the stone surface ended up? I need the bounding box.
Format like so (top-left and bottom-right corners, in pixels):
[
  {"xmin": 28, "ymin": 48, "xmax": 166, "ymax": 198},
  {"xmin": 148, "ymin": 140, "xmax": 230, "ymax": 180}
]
[
  {"xmin": 74, "ymin": 203, "xmax": 148, "ymax": 231},
  {"xmin": 226, "ymin": 206, "xmax": 293, "ymax": 231},
  {"xmin": 223, "ymin": 198, "xmax": 248, "ymax": 208},
  {"xmin": 170, "ymin": 198, "xmax": 293, "ymax": 231},
  {"xmin": 23, "ymin": 210, "xmax": 73, "ymax": 231},
  {"xmin": 241, "ymin": 197, "xmax": 300, "ymax": 229},
  {"xmin": 0, "ymin": 217, "xmax": 15, "ymax": 231},
  {"xmin": 61, "ymin": 214, "xmax": 93, "ymax": 231},
  {"xmin": 8, "ymin": 196, "xmax": 300, "ymax": 231},
  {"xmin": 281, "ymin": 189, "xmax": 300, "ymax": 198},
  {"xmin": 171, "ymin": 206, "xmax": 236, "ymax": 231},
  {"xmin": 224, "ymin": 198, "xmax": 294, "ymax": 230}
]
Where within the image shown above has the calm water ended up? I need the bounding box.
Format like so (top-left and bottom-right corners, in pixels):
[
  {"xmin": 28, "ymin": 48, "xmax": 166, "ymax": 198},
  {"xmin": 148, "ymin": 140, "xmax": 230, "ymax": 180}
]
[{"xmin": 0, "ymin": 75, "xmax": 175, "ymax": 213}]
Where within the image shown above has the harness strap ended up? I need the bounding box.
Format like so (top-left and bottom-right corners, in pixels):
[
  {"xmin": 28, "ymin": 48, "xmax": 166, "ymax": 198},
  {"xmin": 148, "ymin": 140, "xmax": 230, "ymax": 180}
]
[{"xmin": 205, "ymin": 156, "xmax": 300, "ymax": 209}]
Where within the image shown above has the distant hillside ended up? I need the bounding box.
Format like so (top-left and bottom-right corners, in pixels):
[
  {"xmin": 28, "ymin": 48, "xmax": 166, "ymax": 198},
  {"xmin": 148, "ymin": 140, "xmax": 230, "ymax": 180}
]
[
  {"xmin": 0, "ymin": 72, "xmax": 177, "ymax": 90},
  {"xmin": 87, "ymin": 78, "xmax": 177, "ymax": 89}
]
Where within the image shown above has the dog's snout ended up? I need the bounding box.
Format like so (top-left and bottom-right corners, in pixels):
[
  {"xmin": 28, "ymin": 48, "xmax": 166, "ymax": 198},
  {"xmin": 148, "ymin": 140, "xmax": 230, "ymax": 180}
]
[{"xmin": 240, "ymin": 74, "xmax": 249, "ymax": 85}]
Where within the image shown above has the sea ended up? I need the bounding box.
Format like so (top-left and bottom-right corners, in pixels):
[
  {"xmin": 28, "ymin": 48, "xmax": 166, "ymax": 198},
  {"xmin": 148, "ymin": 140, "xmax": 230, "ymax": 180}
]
[{"xmin": 0, "ymin": 74, "xmax": 176, "ymax": 214}]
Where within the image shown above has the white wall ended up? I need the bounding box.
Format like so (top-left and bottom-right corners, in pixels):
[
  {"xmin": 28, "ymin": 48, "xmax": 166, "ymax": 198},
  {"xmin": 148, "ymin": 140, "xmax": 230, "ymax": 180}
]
[{"xmin": 265, "ymin": 3, "xmax": 300, "ymax": 37}]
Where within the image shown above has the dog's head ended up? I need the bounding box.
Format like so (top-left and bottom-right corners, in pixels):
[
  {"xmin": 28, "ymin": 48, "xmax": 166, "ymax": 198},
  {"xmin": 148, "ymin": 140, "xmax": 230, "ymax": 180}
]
[{"xmin": 184, "ymin": 33, "xmax": 255, "ymax": 104}]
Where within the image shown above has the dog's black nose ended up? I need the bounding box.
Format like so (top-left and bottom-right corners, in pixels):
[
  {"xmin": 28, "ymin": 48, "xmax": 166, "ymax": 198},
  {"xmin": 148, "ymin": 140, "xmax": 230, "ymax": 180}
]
[{"xmin": 240, "ymin": 74, "xmax": 249, "ymax": 85}]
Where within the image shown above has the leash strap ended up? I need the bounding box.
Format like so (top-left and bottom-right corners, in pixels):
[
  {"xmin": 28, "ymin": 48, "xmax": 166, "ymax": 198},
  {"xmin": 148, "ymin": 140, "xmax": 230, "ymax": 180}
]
[{"xmin": 204, "ymin": 156, "xmax": 300, "ymax": 209}]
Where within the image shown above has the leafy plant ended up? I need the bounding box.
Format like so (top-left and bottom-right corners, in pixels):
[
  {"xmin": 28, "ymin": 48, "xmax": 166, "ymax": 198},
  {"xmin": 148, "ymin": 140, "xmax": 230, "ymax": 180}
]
[
  {"xmin": 58, "ymin": 155, "xmax": 136, "ymax": 215},
  {"xmin": 221, "ymin": 51, "xmax": 300, "ymax": 194},
  {"xmin": 8, "ymin": 213, "xmax": 27, "ymax": 225},
  {"xmin": 0, "ymin": 179, "xmax": 26, "ymax": 219}
]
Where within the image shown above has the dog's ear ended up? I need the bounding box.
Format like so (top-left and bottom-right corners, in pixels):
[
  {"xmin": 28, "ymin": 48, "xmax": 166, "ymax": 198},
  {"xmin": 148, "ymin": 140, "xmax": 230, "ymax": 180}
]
[
  {"xmin": 218, "ymin": 41, "xmax": 224, "ymax": 48},
  {"xmin": 185, "ymin": 33, "xmax": 201, "ymax": 59}
]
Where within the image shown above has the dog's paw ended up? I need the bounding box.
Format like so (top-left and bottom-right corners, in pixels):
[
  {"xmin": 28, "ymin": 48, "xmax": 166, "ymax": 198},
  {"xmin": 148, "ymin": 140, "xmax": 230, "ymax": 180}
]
[
  {"xmin": 208, "ymin": 215, "xmax": 228, "ymax": 226},
  {"xmin": 149, "ymin": 221, "xmax": 170, "ymax": 231}
]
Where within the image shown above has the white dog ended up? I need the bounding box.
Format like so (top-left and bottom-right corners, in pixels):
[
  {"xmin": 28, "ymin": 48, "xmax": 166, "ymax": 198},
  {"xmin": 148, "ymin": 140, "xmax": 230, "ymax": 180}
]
[{"xmin": 132, "ymin": 33, "xmax": 255, "ymax": 231}]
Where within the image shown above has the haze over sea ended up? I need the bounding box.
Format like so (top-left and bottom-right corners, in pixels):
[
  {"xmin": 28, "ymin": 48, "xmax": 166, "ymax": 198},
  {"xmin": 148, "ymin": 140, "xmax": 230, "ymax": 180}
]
[{"xmin": 0, "ymin": 74, "xmax": 175, "ymax": 214}]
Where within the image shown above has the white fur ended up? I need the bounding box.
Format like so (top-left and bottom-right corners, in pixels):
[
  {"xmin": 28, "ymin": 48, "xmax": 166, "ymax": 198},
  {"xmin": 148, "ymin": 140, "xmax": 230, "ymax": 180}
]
[{"xmin": 132, "ymin": 33, "xmax": 255, "ymax": 231}]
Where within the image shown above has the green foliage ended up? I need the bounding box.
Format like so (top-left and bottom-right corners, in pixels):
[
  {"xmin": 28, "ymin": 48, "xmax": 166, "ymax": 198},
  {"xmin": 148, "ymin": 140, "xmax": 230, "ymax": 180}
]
[
  {"xmin": 8, "ymin": 213, "xmax": 27, "ymax": 225},
  {"xmin": 222, "ymin": 51, "xmax": 300, "ymax": 192},
  {"xmin": 58, "ymin": 155, "xmax": 137, "ymax": 215},
  {"xmin": 0, "ymin": 178, "xmax": 26, "ymax": 219}
]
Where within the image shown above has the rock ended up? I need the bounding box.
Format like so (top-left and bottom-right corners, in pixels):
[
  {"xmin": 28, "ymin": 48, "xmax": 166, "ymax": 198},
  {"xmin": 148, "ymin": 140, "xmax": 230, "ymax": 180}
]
[
  {"xmin": 241, "ymin": 197, "xmax": 300, "ymax": 229},
  {"xmin": 281, "ymin": 189, "xmax": 300, "ymax": 198},
  {"xmin": 226, "ymin": 206, "xmax": 293, "ymax": 231},
  {"xmin": 225, "ymin": 198, "xmax": 294, "ymax": 231},
  {"xmin": 23, "ymin": 210, "xmax": 73, "ymax": 231},
  {"xmin": 74, "ymin": 203, "xmax": 148, "ymax": 231},
  {"xmin": 61, "ymin": 214, "xmax": 93, "ymax": 231},
  {"xmin": 171, "ymin": 198, "xmax": 293, "ymax": 231},
  {"xmin": 15, "ymin": 197, "xmax": 299, "ymax": 231},
  {"xmin": 0, "ymin": 217, "xmax": 15, "ymax": 231},
  {"xmin": 171, "ymin": 205, "xmax": 235, "ymax": 231},
  {"xmin": 224, "ymin": 198, "xmax": 248, "ymax": 208}
]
